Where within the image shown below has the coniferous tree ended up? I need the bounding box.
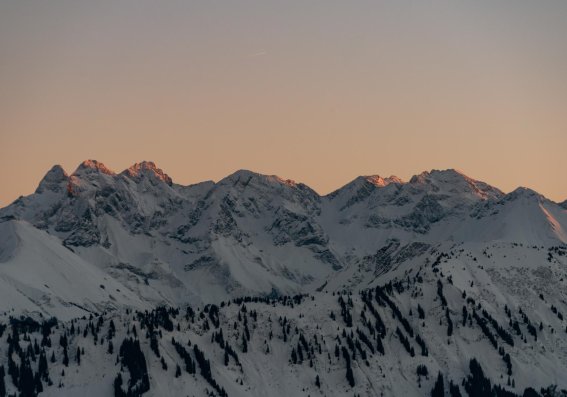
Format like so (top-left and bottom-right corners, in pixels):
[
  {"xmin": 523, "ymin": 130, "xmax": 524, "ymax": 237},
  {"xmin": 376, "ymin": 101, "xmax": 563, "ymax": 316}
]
[
  {"xmin": 34, "ymin": 372, "xmax": 43, "ymax": 394},
  {"xmin": 464, "ymin": 359, "xmax": 492, "ymax": 397},
  {"xmin": 0, "ymin": 365, "xmax": 6, "ymax": 397},
  {"xmin": 342, "ymin": 346, "xmax": 355, "ymax": 387},
  {"xmin": 522, "ymin": 388, "xmax": 539, "ymax": 397},
  {"xmin": 431, "ymin": 372, "xmax": 444, "ymax": 397},
  {"xmin": 18, "ymin": 359, "xmax": 35, "ymax": 397},
  {"xmin": 446, "ymin": 308, "xmax": 454, "ymax": 337},
  {"xmin": 38, "ymin": 351, "xmax": 48, "ymax": 381},
  {"xmin": 417, "ymin": 365, "xmax": 428, "ymax": 378},
  {"xmin": 7, "ymin": 350, "xmax": 18, "ymax": 387},
  {"xmin": 63, "ymin": 346, "xmax": 69, "ymax": 367},
  {"xmin": 297, "ymin": 343, "xmax": 304, "ymax": 363},
  {"xmin": 449, "ymin": 381, "xmax": 463, "ymax": 397},
  {"xmin": 291, "ymin": 348, "xmax": 297, "ymax": 364},
  {"xmin": 113, "ymin": 373, "xmax": 124, "ymax": 397},
  {"xmin": 150, "ymin": 333, "xmax": 160, "ymax": 358},
  {"xmin": 242, "ymin": 334, "xmax": 248, "ymax": 353},
  {"xmin": 108, "ymin": 320, "xmax": 116, "ymax": 340},
  {"xmin": 346, "ymin": 365, "xmax": 355, "ymax": 387},
  {"xmin": 376, "ymin": 334, "xmax": 385, "ymax": 355},
  {"xmin": 59, "ymin": 334, "xmax": 68, "ymax": 349}
]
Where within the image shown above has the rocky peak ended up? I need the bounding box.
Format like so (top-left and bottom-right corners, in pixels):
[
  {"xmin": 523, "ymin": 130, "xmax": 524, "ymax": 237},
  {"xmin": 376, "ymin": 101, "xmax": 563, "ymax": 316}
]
[
  {"xmin": 409, "ymin": 169, "xmax": 502, "ymax": 201},
  {"xmin": 364, "ymin": 175, "xmax": 404, "ymax": 187},
  {"xmin": 504, "ymin": 187, "xmax": 544, "ymax": 203},
  {"xmin": 327, "ymin": 174, "xmax": 403, "ymax": 204},
  {"xmin": 409, "ymin": 169, "xmax": 465, "ymax": 184},
  {"xmin": 219, "ymin": 169, "xmax": 300, "ymax": 191},
  {"xmin": 122, "ymin": 161, "xmax": 173, "ymax": 186},
  {"xmin": 73, "ymin": 160, "xmax": 115, "ymax": 176},
  {"xmin": 35, "ymin": 165, "xmax": 69, "ymax": 194}
]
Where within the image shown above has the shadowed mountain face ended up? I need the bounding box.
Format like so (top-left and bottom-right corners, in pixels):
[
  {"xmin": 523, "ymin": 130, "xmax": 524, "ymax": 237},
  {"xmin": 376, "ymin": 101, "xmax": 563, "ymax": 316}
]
[{"xmin": 1, "ymin": 161, "xmax": 566, "ymax": 309}]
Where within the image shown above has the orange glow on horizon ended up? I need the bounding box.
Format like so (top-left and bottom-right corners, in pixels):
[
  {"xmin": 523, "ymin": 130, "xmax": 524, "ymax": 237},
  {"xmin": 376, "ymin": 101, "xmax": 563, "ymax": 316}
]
[{"xmin": 1, "ymin": 1, "xmax": 566, "ymax": 206}]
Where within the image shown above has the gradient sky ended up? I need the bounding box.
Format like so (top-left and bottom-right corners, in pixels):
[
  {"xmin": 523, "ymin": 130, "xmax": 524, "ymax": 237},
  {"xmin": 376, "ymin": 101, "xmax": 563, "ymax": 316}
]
[{"xmin": 1, "ymin": 1, "xmax": 566, "ymax": 206}]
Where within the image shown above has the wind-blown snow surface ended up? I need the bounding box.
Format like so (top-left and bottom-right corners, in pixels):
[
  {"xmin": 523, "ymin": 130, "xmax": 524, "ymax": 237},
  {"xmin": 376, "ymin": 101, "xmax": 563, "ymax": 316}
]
[{"xmin": 0, "ymin": 161, "xmax": 566, "ymax": 396}]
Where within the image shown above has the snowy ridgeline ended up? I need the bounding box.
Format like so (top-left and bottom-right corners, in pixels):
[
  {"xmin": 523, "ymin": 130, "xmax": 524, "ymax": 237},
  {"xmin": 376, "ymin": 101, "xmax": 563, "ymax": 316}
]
[
  {"xmin": 1, "ymin": 161, "xmax": 567, "ymax": 312},
  {"xmin": 1, "ymin": 247, "xmax": 566, "ymax": 397}
]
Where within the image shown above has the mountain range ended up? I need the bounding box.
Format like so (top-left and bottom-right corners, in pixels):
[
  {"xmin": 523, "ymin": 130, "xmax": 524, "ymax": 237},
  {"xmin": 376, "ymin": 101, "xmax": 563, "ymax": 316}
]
[
  {"xmin": 0, "ymin": 160, "xmax": 566, "ymax": 397},
  {"xmin": 1, "ymin": 160, "xmax": 565, "ymax": 314}
]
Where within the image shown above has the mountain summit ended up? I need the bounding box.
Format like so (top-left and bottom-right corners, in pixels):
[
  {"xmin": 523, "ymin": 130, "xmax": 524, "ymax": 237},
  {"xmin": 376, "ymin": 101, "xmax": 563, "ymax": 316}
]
[
  {"xmin": 73, "ymin": 159, "xmax": 116, "ymax": 176},
  {"xmin": 35, "ymin": 164, "xmax": 69, "ymax": 194},
  {"xmin": 121, "ymin": 161, "xmax": 173, "ymax": 186}
]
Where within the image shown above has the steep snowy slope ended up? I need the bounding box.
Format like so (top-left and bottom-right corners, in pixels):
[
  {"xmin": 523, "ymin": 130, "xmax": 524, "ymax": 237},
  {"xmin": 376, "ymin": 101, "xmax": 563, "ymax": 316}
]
[
  {"xmin": 454, "ymin": 188, "xmax": 567, "ymax": 244},
  {"xmin": 0, "ymin": 220, "xmax": 146, "ymax": 319}
]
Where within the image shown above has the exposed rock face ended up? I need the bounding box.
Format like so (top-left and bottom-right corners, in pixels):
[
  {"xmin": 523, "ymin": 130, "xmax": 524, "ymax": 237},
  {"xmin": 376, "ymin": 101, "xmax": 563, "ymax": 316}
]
[
  {"xmin": 121, "ymin": 161, "xmax": 173, "ymax": 186},
  {"xmin": 35, "ymin": 165, "xmax": 69, "ymax": 194}
]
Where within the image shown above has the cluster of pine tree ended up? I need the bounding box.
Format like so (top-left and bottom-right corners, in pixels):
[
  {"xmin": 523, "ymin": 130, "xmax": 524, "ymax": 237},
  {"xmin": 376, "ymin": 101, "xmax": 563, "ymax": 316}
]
[
  {"xmin": 114, "ymin": 338, "xmax": 150, "ymax": 397},
  {"xmin": 193, "ymin": 344, "xmax": 227, "ymax": 397},
  {"xmin": 4, "ymin": 316, "xmax": 60, "ymax": 397},
  {"xmin": 337, "ymin": 294, "xmax": 353, "ymax": 327},
  {"xmin": 172, "ymin": 337, "xmax": 196, "ymax": 374}
]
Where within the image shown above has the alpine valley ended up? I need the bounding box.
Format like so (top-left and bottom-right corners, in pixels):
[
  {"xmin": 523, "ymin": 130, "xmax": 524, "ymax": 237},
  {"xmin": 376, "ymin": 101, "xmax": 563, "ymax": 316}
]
[{"xmin": 0, "ymin": 160, "xmax": 566, "ymax": 397}]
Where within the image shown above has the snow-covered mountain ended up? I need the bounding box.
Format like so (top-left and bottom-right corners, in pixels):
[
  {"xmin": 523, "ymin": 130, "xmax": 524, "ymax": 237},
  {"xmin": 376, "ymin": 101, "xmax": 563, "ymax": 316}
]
[
  {"xmin": 1, "ymin": 161, "xmax": 566, "ymax": 311},
  {"xmin": 0, "ymin": 161, "xmax": 566, "ymax": 396}
]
